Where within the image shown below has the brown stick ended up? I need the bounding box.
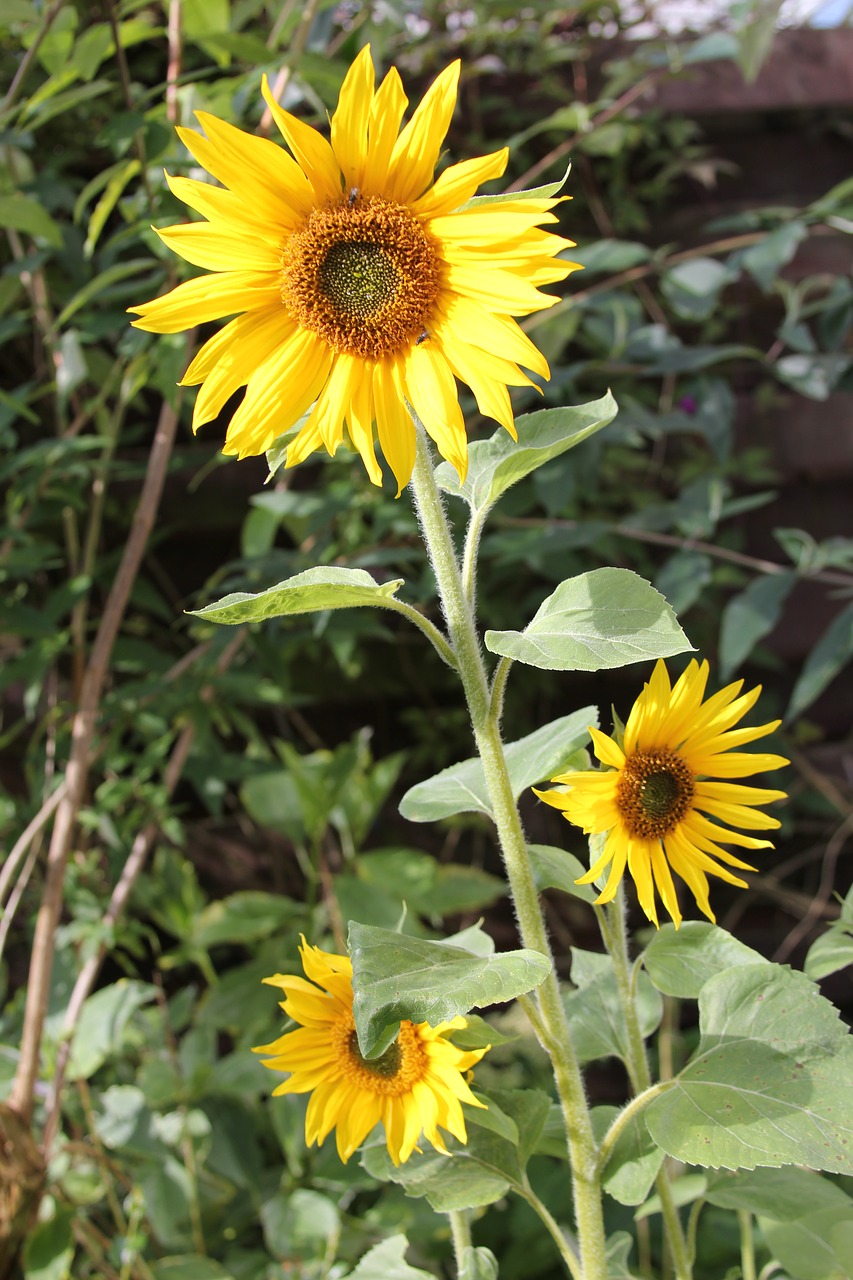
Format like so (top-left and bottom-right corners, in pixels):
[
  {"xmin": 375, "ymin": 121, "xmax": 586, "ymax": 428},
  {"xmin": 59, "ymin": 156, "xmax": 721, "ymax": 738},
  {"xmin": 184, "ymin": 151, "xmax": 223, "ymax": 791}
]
[
  {"xmin": 9, "ymin": 394, "xmax": 182, "ymax": 1124},
  {"xmin": 42, "ymin": 629, "xmax": 245, "ymax": 1155}
]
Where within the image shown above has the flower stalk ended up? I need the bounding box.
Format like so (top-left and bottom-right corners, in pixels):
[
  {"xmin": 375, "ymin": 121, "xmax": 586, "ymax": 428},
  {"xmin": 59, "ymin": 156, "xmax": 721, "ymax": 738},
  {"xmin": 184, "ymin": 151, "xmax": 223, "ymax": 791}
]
[{"xmin": 408, "ymin": 421, "xmax": 608, "ymax": 1280}]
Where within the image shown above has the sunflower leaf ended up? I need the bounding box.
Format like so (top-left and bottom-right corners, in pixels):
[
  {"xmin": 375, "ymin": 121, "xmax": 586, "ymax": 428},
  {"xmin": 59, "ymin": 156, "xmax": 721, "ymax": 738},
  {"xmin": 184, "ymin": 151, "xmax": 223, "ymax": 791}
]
[
  {"xmin": 348, "ymin": 923, "xmax": 550, "ymax": 1059},
  {"xmin": 645, "ymin": 964, "xmax": 853, "ymax": 1174},
  {"xmin": 349, "ymin": 1235, "xmax": 436, "ymax": 1280},
  {"xmin": 399, "ymin": 708, "xmax": 597, "ymax": 822},
  {"xmin": 189, "ymin": 567, "xmax": 405, "ymax": 625},
  {"xmin": 643, "ymin": 922, "xmax": 767, "ymax": 999},
  {"xmin": 435, "ymin": 392, "xmax": 618, "ymax": 511},
  {"xmin": 484, "ymin": 568, "xmax": 693, "ymax": 671}
]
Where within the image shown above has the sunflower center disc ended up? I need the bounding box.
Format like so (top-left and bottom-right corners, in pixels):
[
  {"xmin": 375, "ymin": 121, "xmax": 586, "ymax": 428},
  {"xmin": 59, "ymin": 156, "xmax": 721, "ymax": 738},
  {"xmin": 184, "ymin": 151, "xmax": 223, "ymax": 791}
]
[
  {"xmin": 616, "ymin": 750, "xmax": 695, "ymax": 839},
  {"xmin": 281, "ymin": 195, "xmax": 443, "ymax": 359}
]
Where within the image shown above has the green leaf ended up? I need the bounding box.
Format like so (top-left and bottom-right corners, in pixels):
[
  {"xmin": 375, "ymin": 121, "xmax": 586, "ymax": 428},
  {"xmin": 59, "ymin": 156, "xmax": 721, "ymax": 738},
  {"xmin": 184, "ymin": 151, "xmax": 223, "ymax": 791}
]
[
  {"xmin": 718, "ymin": 571, "xmax": 796, "ymax": 679},
  {"xmin": 150, "ymin": 1260, "xmax": 230, "ymax": 1280},
  {"xmin": 348, "ymin": 923, "xmax": 550, "ymax": 1058},
  {"xmin": 569, "ymin": 239, "xmax": 651, "ymax": 274},
  {"xmin": 661, "ymin": 258, "xmax": 734, "ymax": 321},
  {"xmin": 21, "ymin": 1209, "xmax": 74, "ymax": 1280},
  {"xmin": 741, "ymin": 222, "xmax": 807, "ymax": 291},
  {"xmin": 528, "ymin": 843, "xmax": 597, "ymax": 903},
  {"xmin": 643, "ymin": 922, "xmax": 767, "ymax": 999},
  {"xmin": 805, "ymin": 891, "xmax": 853, "ymax": 980},
  {"xmin": 563, "ymin": 950, "xmax": 662, "ymax": 1066},
  {"xmin": 434, "ymin": 393, "xmax": 617, "ymax": 511},
  {"xmin": 654, "ymin": 550, "xmax": 712, "ymax": 618},
  {"xmin": 462, "ymin": 163, "xmax": 573, "ymax": 209},
  {"xmin": 399, "ymin": 708, "xmax": 597, "ymax": 822},
  {"xmin": 84, "ymin": 157, "xmax": 140, "ymax": 256},
  {"xmin": 705, "ymin": 1166, "xmax": 851, "ymax": 1218},
  {"xmin": 760, "ymin": 1209, "xmax": 853, "ymax": 1280},
  {"xmin": 0, "ymin": 193, "xmax": 62, "ymax": 247},
  {"xmin": 484, "ymin": 569, "xmax": 692, "ymax": 671},
  {"xmin": 775, "ymin": 353, "xmax": 850, "ymax": 400},
  {"xmin": 191, "ymin": 891, "xmax": 301, "ymax": 950},
  {"xmin": 261, "ymin": 1189, "xmax": 339, "ymax": 1258},
  {"xmin": 645, "ymin": 964, "xmax": 853, "ymax": 1173},
  {"xmin": 604, "ymin": 1232, "xmax": 640, "ymax": 1279},
  {"xmin": 362, "ymin": 1088, "xmax": 551, "ymax": 1211},
  {"xmin": 66, "ymin": 979, "xmax": 156, "ymax": 1080},
  {"xmin": 190, "ymin": 566, "xmax": 405, "ymax": 625},
  {"xmin": 593, "ymin": 1106, "xmax": 664, "ymax": 1207},
  {"xmin": 787, "ymin": 599, "xmax": 853, "ymax": 720},
  {"xmin": 350, "ymin": 1235, "xmax": 435, "ymax": 1280}
]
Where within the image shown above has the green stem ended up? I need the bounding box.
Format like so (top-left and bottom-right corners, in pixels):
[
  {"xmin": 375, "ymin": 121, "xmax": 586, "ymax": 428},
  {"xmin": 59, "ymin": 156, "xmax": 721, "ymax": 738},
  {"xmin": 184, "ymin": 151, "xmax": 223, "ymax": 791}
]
[
  {"xmin": 521, "ymin": 1181, "xmax": 583, "ymax": 1280},
  {"xmin": 739, "ymin": 1211, "xmax": 757, "ymax": 1280},
  {"xmin": 448, "ymin": 1209, "xmax": 472, "ymax": 1275},
  {"xmin": 384, "ymin": 598, "xmax": 459, "ymax": 670},
  {"xmin": 596, "ymin": 1082, "xmax": 674, "ymax": 1173},
  {"xmin": 408, "ymin": 422, "xmax": 608, "ymax": 1280},
  {"xmin": 461, "ymin": 503, "xmax": 489, "ymax": 609},
  {"xmin": 489, "ymin": 654, "xmax": 513, "ymax": 724},
  {"xmin": 601, "ymin": 893, "xmax": 691, "ymax": 1280}
]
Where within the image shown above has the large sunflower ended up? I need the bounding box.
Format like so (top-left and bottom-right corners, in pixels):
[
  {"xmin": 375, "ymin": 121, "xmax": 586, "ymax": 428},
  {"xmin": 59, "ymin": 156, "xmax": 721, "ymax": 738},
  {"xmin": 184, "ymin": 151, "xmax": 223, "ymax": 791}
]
[
  {"xmin": 254, "ymin": 939, "xmax": 488, "ymax": 1166},
  {"xmin": 129, "ymin": 47, "xmax": 577, "ymax": 492},
  {"xmin": 534, "ymin": 660, "xmax": 788, "ymax": 927}
]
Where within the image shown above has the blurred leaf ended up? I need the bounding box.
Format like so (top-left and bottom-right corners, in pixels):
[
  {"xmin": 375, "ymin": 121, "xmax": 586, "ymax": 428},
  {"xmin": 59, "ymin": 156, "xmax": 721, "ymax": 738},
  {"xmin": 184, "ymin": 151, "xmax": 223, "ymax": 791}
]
[
  {"xmin": 661, "ymin": 258, "xmax": 734, "ymax": 320},
  {"xmin": 349, "ymin": 923, "xmax": 550, "ymax": 1058},
  {"xmin": 569, "ymin": 239, "xmax": 651, "ymax": 274},
  {"xmin": 564, "ymin": 950, "xmax": 662, "ymax": 1065},
  {"xmin": 150, "ymin": 1261, "xmax": 230, "ymax": 1280},
  {"xmin": 485, "ymin": 569, "xmax": 692, "ymax": 671},
  {"xmin": 191, "ymin": 892, "xmax": 301, "ymax": 950},
  {"xmin": 66, "ymin": 980, "xmax": 156, "ymax": 1080},
  {"xmin": 400, "ymin": 708, "xmax": 597, "ymax": 822},
  {"xmin": 805, "ymin": 884, "xmax": 853, "ymax": 980},
  {"xmin": 261, "ymin": 1188, "xmax": 339, "ymax": 1258},
  {"xmin": 350, "ymin": 1235, "xmax": 435, "ymax": 1280},
  {"xmin": 775, "ymin": 353, "xmax": 850, "ymax": 400},
  {"xmin": 21, "ymin": 1209, "xmax": 74, "ymax": 1280},
  {"xmin": 654, "ymin": 551, "xmax": 713, "ymax": 618},
  {"xmin": 0, "ymin": 193, "xmax": 62, "ymax": 247},
  {"xmin": 459, "ymin": 1246, "xmax": 500, "ymax": 1280},
  {"xmin": 718, "ymin": 571, "xmax": 795, "ymax": 679},
  {"xmin": 740, "ymin": 222, "xmax": 807, "ymax": 291},
  {"xmin": 787, "ymin": 599, "xmax": 853, "ymax": 720}
]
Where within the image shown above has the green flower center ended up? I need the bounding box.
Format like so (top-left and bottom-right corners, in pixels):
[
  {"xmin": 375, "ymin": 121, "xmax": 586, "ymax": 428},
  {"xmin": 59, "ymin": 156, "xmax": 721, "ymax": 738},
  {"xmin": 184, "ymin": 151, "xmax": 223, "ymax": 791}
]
[
  {"xmin": 348, "ymin": 1030, "xmax": 402, "ymax": 1079},
  {"xmin": 319, "ymin": 242, "xmax": 400, "ymax": 319},
  {"xmin": 616, "ymin": 749, "xmax": 695, "ymax": 839}
]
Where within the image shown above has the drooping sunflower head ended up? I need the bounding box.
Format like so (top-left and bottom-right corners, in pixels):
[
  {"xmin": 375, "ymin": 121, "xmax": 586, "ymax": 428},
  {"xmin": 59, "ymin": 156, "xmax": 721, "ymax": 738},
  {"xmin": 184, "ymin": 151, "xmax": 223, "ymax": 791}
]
[
  {"xmin": 253, "ymin": 938, "xmax": 488, "ymax": 1166},
  {"xmin": 534, "ymin": 659, "xmax": 789, "ymax": 928},
  {"xmin": 129, "ymin": 46, "xmax": 578, "ymax": 493}
]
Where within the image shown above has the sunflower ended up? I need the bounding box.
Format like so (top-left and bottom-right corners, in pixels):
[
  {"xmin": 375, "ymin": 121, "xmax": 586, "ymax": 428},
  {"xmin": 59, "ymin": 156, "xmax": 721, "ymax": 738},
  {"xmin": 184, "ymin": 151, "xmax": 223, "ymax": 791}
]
[
  {"xmin": 534, "ymin": 660, "xmax": 788, "ymax": 927},
  {"xmin": 254, "ymin": 939, "xmax": 489, "ymax": 1166},
  {"xmin": 129, "ymin": 47, "xmax": 577, "ymax": 492}
]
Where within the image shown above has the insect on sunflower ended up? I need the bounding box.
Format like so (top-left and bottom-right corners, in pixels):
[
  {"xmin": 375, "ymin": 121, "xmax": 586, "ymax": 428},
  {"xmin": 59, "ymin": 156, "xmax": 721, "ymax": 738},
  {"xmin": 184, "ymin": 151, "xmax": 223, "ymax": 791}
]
[
  {"xmin": 128, "ymin": 46, "xmax": 578, "ymax": 493},
  {"xmin": 254, "ymin": 939, "xmax": 489, "ymax": 1166},
  {"xmin": 535, "ymin": 659, "xmax": 789, "ymax": 928}
]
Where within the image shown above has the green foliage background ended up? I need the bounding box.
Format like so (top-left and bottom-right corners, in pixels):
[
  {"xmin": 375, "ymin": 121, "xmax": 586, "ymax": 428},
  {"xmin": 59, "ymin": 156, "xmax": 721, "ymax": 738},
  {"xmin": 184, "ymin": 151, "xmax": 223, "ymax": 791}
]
[{"xmin": 1, "ymin": 1, "xmax": 852, "ymax": 1278}]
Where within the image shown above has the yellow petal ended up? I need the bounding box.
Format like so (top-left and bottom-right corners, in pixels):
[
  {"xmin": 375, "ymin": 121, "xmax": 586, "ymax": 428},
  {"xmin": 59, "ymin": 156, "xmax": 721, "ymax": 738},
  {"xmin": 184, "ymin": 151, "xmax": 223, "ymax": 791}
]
[
  {"xmin": 155, "ymin": 222, "xmax": 281, "ymax": 272},
  {"xmin": 414, "ymin": 148, "xmax": 509, "ymax": 218},
  {"xmin": 362, "ymin": 66, "xmax": 409, "ymax": 193},
  {"xmin": 261, "ymin": 74, "xmax": 342, "ymax": 204},
  {"xmin": 129, "ymin": 271, "xmax": 279, "ymax": 333},
  {"xmin": 223, "ymin": 329, "xmax": 333, "ymax": 457},
  {"xmin": 387, "ymin": 61, "xmax": 460, "ymax": 204},
  {"xmin": 403, "ymin": 343, "xmax": 468, "ymax": 481},
  {"xmin": 373, "ymin": 358, "xmax": 416, "ymax": 495},
  {"xmin": 330, "ymin": 44, "xmax": 375, "ymax": 190}
]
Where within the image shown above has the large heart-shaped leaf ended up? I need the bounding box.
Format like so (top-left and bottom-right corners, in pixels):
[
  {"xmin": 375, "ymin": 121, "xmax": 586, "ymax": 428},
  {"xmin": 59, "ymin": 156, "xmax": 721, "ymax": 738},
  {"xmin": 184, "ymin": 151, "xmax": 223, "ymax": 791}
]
[
  {"xmin": 348, "ymin": 923, "xmax": 550, "ymax": 1058},
  {"xmin": 485, "ymin": 569, "xmax": 692, "ymax": 671}
]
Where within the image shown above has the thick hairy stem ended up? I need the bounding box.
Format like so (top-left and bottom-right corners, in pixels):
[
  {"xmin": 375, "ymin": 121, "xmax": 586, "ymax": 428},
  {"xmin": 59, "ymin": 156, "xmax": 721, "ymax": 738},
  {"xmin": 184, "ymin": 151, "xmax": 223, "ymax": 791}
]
[{"xmin": 408, "ymin": 424, "xmax": 607, "ymax": 1280}]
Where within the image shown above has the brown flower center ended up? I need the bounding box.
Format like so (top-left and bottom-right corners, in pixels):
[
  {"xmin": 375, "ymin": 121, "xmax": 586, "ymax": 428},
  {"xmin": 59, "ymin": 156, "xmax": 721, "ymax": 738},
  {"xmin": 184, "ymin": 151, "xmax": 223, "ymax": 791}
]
[
  {"xmin": 281, "ymin": 194, "xmax": 443, "ymax": 359},
  {"xmin": 616, "ymin": 750, "xmax": 695, "ymax": 839}
]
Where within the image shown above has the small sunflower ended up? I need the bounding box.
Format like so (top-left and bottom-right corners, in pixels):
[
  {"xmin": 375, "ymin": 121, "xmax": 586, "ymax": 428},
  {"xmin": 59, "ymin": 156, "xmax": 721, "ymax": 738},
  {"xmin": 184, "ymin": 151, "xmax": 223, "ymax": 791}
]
[
  {"xmin": 534, "ymin": 660, "xmax": 788, "ymax": 928},
  {"xmin": 129, "ymin": 46, "xmax": 577, "ymax": 492},
  {"xmin": 254, "ymin": 939, "xmax": 489, "ymax": 1166}
]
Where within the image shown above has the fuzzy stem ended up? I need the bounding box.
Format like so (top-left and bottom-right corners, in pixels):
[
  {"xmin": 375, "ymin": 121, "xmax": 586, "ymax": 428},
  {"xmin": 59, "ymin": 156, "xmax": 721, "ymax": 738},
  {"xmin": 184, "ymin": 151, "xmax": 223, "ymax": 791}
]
[
  {"xmin": 448, "ymin": 1209, "xmax": 472, "ymax": 1275},
  {"xmin": 601, "ymin": 894, "xmax": 691, "ymax": 1280},
  {"xmin": 408, "ymin": 422, "xmax": 607, "ymax": 1280}
]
